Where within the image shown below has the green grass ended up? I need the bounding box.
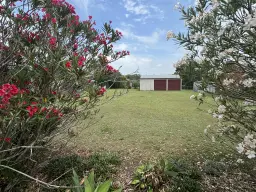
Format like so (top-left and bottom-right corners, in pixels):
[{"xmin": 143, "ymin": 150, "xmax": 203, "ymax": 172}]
[{"xmin": 71, "ymin": 90, "xmax": 225, "ymax": 162}]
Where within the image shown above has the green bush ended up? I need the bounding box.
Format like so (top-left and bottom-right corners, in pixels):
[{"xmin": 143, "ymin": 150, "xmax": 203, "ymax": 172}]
[
  {"xmin": 131, "ymin": 158, "xmax": 201, "ymax": 192},
  {"xmin": 71, "ymin": 170, "xmax": 121, "ymax": 192},
  {"xmin": 132, "ymin": 81, "xmax": 140, "ymax": 89},
  {"xmin": 202, "ymin": 160, "xmax": 227, "ymax": 177}
]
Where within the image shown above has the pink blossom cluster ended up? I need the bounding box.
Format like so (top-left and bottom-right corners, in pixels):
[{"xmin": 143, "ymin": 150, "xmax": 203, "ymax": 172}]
[
  {"xmin": 106, "ymin": 64, "xmax": 118, "ymax": 73},
  {"xmin": 0, "ymin": 84, "xmax": 19, "ymax": 107}
]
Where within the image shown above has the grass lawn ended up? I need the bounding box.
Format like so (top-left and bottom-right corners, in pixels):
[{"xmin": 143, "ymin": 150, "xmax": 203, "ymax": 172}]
[{"xmin": 71, "ymin": 90, "xmax": 226, "ymax": 163}]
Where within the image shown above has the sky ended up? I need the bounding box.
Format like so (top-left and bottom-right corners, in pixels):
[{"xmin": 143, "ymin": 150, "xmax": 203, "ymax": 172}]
[{"xmin": 67, "ymin": 0, "xmax": 195, "ymax": 75}]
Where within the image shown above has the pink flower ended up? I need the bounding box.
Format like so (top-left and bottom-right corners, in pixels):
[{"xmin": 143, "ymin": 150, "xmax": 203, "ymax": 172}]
[
  {"xmin": 0, "ymin": 84, "xmax": 19, "ymax": 104},
  {"xmin": 52, "ymin": 91, "xmax": 57, "ymax": 95},
  {"xmin": 26, "ymin": 106, "xmax": 38, "ymax": 117},
  {"xmin": 4, "ymin": 138, "xmax": 11, "ymax": 143},
  {"xmin": 89, "ymin": 15, "xmax": 92, "ymax": 20},
  {"xmin": 73, "ymin": 43, "xmax": 78, "ymax": 50},
  {"xmin": 49, "ymin": 37, "xmax": 57, "ymax": 48},
  {"xmin": 43, "ymin": 13, "xmax": 51, "ymax": 20},
  {"xmin": 97, "ymin": 87, "xmax": 106, "ymax": 96},
  {"xmin": 41, "ymin": 107, "xmax": 47, "ymax": 112},
  {"xmin": 52, "ymin": 18, "xmax": 57, "ymax": 24},
  {"xmin": 65, "ymin": 61, "xmax": 72, "ymax": 68},
  {"xmin": 31, "ymin": 102, "xmax": 37, "ymax": 105}
]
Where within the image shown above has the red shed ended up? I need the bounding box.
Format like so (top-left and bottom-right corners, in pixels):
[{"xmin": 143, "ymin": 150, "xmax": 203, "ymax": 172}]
[{"xmin": 140, "ymin": 75, "xmax": 182, "ymax": 91}]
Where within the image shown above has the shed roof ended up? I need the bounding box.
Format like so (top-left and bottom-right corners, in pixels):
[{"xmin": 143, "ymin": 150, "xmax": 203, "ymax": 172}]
[{"xmin": 140, "ymin": 75, "xmax": 180, "ymax": 79}]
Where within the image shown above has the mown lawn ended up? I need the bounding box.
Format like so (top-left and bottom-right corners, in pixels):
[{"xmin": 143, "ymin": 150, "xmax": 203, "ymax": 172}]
[{"xmin": 71, "ymin": 90, "xmax": 225, "ymax": 162}]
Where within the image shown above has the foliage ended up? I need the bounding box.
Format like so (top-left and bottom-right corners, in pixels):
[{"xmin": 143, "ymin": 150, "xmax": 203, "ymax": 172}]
[
  {"xmin": 170, "ymin": 0, "xmax": 256, "ymax": 159},
  {"xmin": 174, "ymin": 57, "xmax": 202, "ymax": 87},
  {"xmin": 131, "ymin": 158, "xmax": 201, "ymax": 192},
  {"xmin": 0, "ymin": 0, "xmax": 129, "ymax": 190},
  {"xmin": 41, "ymin": 152, "xmax": 121, "ymax": 184},
  {"xmin": 84, "ymin": 152, "xmax": 121, "ymax": 181},
  {"xmin": 125, "ymin": 74, "xmax": 141, "ymax": 81},
  {"xmin": 71, "ymin": 170, "xmax": 121, "ymax": 192},
  {"xmin": 132, "ymin": 81, "xmax": 140, "ymax": 89},
  {"xmin": 41, "ymin": 155, "xmax": 86, "ymax": 180},
  {"xmin": 202, "ymin": 160, "xmax": 227, "ymax": 177}
]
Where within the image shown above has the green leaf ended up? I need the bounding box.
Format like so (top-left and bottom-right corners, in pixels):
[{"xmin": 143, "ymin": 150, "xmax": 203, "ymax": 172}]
[
  {"xmin": 72, "ymin": 169, "xmax": 82, "ymax": 192},
  {"xmin": 131, "ymin": 179, "xmax": 140, "ymax": 185},
  {"xmin": 95, "ymin": 180, "xmax": 111, "ymax": 192},
  {"xmin": 165, "ymin": 171, "xmax": 179, "ymax": 177},
  {"xmin": 84, "ymin": 177, "xmax": 93, "ymax": 192},
  {"xmin": 87, "ymin": 170, "xmax": 95, "ymax": 191}
]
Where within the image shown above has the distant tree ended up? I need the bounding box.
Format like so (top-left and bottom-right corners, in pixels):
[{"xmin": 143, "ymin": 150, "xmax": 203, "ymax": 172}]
[{"xmin": 125, "ymin": 74, "xmax": 141, "ymax": 81}]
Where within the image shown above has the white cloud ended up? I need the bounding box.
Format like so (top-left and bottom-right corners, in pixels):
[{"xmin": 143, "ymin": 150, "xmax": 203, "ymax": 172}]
[
  {"xmin": 116, "ymin": 27, "xmax": 166, "ymax": 45},
  {"xmin": 70, "ymin": 0, "xmax": 89, "ymax": 14},
  {"xmin": 68, "ymin": 0, "xmax": 106, "ymax": 15},
  {"xmin": 122, "ymin": 0, "xmax": 164, "ymax": 23},
  {"xmin": 112, "ymin": 55, "xmax": 153, "ymax": 74},
  {"xmin": 125, "ymin": 14, "xmax": 130, "ymax": 18},
  {"xmin": 120, "ymin": 22, "xmax": 134, "ymax": 28},
  {"xmin": 156, "ymin": 64, "xmax": 162, "ymax": 67},
  {"xmin": 115, "ymin": 43, "xmax": 129, "ymax": 51}
]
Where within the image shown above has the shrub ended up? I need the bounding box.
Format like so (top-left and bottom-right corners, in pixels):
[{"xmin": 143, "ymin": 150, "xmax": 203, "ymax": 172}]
[
  {"xmin": 169, "ymin": 0, "xmax": 256, "ymax": 160},
  {"xmin": 0, "ymin": 0, "xmax": 129, "ymax": 190},
  {"xmin": 131, "ymin": 158, "xmax": 201, "ymax": 192},
  {"xmin": 202, "ymin": 160, "xmax": 227, "ymax": 177},
  {"xmin": 71, "ymin": 170, "xmax": 122, "ymax": 192}
]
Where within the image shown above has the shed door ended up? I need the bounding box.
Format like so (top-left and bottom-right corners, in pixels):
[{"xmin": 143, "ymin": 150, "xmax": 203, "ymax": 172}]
[
  {"xmin": 154, "ymin": 80, "xmax": 166, "ymax": 90},
  {"xmin": 168, "ymin": 79, "xmax": 180, "ymax": 90}
]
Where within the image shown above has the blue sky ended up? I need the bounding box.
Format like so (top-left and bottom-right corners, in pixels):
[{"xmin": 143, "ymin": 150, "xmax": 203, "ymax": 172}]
[{"xmin": 68, "ymin": 0, "xmax": 195, "ymax": 75}]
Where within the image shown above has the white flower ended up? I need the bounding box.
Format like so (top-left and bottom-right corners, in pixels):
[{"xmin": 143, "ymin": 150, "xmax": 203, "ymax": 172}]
[
  {"xmin": 198, "ymin": 93, "xmax": 203, "ymax": 99},
  {"xmin": 212, "ymin": 113, "xmax": 218, "ymax": 118},
  {"xmin": 218, "ymin": 105, "xmax": 226, "ymax": 113},
  {"xmin": 166, "ymin": 30, "xmax": 175, "ymax": 40},
  {"xmin": 218, "ymin": 114, "xmax": 224, "ymax": 119},
  {"xmin": 215, "ymin": 96, "xmax": 221, "ymax": 102},
  {"xmin": 244, "ymin": 134, "xmax": 254, "ymax": 142},
  {"xmin": 174, "ymin": 2, "xmax": 181, "ymax": 10},
  {"xmin": 223, "ymin": 78, "xmax": 234, "ymax": 86},
  {"xmin": 204, "ymin": 128, "xmax": 208, "ymax": 134},
  {"xmin": 190, "ymin": 95, "xmax": 195, "ymax": 100},
  {"xmin": 236, "ymin": 143, "xmax": 244, "ymax": 154},
  {"xmin": 215, "ymin": 70, "xmax": 223, "ymax": 76},
  {"xmin": 245, "ymin": 150, "xmax": 256, "ymax": 159},
  {"xmin": 242, "ymin": 78, "xmax": 255, "ymax": 88},
  {"xmin": 236, "ymin": 159, "xmax": 244, "ymax": 164},
  {"xmin": 208, "ymin": 109, "xmax": 212, "ymax": 114},
  {"xmin": 211, "ymin": 136, "xmax": 216, "ymax": 142}
]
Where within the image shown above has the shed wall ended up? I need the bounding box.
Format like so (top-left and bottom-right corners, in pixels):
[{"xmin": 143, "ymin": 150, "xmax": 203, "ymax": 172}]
[{"xmin": 140, "ymin": 79, "xmax": 154, "ymax": 90}]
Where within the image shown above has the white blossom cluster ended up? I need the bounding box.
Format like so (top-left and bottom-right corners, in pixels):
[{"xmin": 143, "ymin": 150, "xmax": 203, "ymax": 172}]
[
  {"xmin": 237, "ymin": 134, "xmax": 256, "ymax": 159},
  {"xmin": 174, "ymin": 0, "xmax": 256, "ymax": 159},
  {"xmin": 166, "ymin": 30, "xmax": 175, "ymax": 40}
]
